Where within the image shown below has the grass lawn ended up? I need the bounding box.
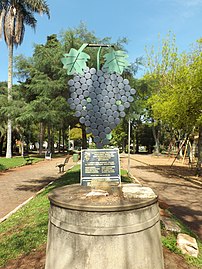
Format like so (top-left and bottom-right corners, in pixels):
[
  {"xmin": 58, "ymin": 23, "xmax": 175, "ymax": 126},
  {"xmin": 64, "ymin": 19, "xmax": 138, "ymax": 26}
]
[
  {"xmin": 0, "ymin": 157, "xmax": 42, "ymax": 171},
  {"xmin": 0, "ymin": 165, "xmax": 201, "ymax": 267},
  {"xmin": 0, "ymin": 165, "xmax": 80, "ymax": 266}
]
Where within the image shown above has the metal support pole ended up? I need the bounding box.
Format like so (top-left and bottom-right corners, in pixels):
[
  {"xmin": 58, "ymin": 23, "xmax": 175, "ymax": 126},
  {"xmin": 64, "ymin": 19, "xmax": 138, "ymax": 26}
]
[
  {"xmin": 68, "ymin": 125, "xmax": 71, "ymax": 151},
  {"xmin": 97, "ymin": 47, "xmax": 102, "ymax": 71},
  {"xmin": 87, "ymin": 44, "xmax": 114, "ymax": 48},
  {"xmin": 128, "ymin": 118, "xmax": 131, "ymax": 176}
]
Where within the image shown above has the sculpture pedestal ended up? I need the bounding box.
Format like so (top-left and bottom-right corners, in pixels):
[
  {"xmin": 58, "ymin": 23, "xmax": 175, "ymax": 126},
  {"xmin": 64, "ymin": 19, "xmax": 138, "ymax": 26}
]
[{"xmin": 45, "ymin": 184, "xmax": 164, "ymax": 269}]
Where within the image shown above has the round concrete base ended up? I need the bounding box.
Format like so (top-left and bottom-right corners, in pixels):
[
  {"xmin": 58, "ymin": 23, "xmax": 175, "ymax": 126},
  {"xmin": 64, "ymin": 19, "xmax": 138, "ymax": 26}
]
[{"xmin": 45, "ymin": 184, "xmax": 164, "ymax": 269}]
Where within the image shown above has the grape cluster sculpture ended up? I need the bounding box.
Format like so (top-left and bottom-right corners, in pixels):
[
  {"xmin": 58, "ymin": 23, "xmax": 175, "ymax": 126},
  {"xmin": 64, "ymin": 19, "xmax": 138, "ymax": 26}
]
[{"xmin": 62, "ymin": 44, "xmax": 136, "ymax": 148}]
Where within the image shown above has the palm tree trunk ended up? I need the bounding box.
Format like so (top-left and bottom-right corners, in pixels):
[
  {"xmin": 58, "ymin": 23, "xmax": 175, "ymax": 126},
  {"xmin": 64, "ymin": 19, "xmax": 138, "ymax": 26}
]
[{"xmin": 6, "ymin": 43, "xmax": 13, "ymax": 158}]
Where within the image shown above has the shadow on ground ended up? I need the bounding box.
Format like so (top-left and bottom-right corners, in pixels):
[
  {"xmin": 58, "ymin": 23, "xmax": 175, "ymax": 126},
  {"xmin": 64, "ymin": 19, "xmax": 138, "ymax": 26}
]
[
  {"xmin": 169, "ymin": 204, "xmax": 202, "ymax": 240},
  {"xmin": 15, "ymin": 177, "xmax": 57, "ymax": 192},
  {"xmin": 130, "ymin": 163, "xmax": 202, "ymax": 239},
  {"xmin": 131, "ymin": 164, "xmax": 202, "ymax": 188}
]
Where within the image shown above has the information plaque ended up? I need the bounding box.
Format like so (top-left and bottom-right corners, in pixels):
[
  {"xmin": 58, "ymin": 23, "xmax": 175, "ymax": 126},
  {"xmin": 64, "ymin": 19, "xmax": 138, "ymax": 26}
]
[{"xmin": 81, "ymin": 148, "xmax": 120, "ymax": 186}]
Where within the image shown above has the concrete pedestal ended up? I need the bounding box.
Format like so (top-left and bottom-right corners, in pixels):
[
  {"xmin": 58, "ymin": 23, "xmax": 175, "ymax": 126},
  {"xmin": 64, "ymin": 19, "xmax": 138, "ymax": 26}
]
[{"xmin": 45, "ymin": 184, "xmax": 164, "ymax": 269}]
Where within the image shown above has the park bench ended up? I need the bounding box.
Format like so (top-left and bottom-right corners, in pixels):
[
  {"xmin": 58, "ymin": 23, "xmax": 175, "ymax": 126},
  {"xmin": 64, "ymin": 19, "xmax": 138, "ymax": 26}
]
[
  {"xmin": 56, "ymin": 155, "xmax": 71, "ymax": 173},
  {"xmin": 23, "ymin": 155, "xmax": 34, "ymax": 165}
]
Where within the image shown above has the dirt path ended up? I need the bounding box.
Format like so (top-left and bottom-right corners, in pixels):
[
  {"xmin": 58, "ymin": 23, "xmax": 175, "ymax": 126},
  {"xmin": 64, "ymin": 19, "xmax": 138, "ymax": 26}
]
[
  {"xmin": 121, "ymin": 154, "xmax": 202, "ymax": 240},
  {"xmin": 0, "ymin": 156, "xmax": 74, "ymax": 221}
]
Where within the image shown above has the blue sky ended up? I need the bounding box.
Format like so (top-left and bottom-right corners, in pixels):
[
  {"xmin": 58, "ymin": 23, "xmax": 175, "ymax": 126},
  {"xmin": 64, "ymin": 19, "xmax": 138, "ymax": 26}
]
[{"xmin": 0, "ymin": 0, "xmax": 202, "ymax": 82}]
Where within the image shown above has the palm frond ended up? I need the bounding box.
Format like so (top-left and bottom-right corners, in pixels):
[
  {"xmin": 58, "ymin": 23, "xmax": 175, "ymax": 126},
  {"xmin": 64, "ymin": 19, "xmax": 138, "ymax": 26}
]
[
  {"xmin": 14, "ymin": 12, "xmax": 25, "ymax": 45},
  {"xmin": 23, "ymin": 11, "xmax": 37, "ymax": 28},
  {"xmin": 0, "ymin": 8, "xmax": 6, "ymax": 40},
  {"xmin": 1, "ymin": 0, "xmax": 49, "ymax": 46},
  {"xmin": 23, "ymin": 0, "xmax": 50, "ymax": 18},
  {"xmin": 4, "ymin": 7, "xmax": 15, "ymax": 46}
]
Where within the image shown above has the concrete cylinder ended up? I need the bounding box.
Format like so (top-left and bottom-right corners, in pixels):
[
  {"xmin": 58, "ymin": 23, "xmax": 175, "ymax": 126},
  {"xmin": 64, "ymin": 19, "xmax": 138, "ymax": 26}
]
[{"xmin": 45, "ymin": 184, "xmax": 164, "ymax": 269}]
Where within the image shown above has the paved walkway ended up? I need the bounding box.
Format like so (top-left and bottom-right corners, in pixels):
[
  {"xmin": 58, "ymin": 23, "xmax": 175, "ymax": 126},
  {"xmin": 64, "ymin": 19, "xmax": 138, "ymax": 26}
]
[
  {"xmin": 0, "ymin": 156, "xmax": 74, "ymax": 221},
  {"xmin": 121, "ymin": 154, "xmax": 202, "ymax": 240}
]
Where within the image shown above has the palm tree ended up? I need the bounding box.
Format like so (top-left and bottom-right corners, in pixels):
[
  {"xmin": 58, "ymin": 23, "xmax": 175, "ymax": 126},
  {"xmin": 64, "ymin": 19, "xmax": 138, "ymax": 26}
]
[{"xmin": 0, "ymin": 0, "xmax": 50, "ymax": 158}]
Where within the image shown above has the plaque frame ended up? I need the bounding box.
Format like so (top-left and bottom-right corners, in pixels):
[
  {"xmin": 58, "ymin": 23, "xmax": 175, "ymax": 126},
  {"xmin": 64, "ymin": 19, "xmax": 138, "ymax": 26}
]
[{"xmin": 81, "ymin": 148, "xmax": 121, "ymax": 186}]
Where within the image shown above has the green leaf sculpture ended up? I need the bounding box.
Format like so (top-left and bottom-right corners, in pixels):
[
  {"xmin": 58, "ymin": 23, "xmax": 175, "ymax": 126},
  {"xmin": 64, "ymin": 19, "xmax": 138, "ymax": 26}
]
[
  {"xmin": 61, "ymin": 43, "xmax": 90, "ymax": 75},
  {"xmin": 103, "ymin": 49, "xmax": 130, "ymax": 74}
]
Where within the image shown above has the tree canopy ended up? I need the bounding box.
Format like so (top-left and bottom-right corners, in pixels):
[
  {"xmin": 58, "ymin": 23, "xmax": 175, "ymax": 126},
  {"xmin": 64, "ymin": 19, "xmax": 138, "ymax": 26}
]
[
  {"xmin": 1, "ymin": 22, "xmax": 202, "ymax": 175},
  {"xmin": 145, "ymin": 34, "xmax": 202, "ymax": 171}
]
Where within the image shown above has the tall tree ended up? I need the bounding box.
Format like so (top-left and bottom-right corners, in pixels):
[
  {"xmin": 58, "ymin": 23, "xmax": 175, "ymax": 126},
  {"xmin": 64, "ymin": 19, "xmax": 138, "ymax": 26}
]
[
  {"xmin": 0, "ymin": 0, "xmax": 50, "ymax": 158},
  {"xmin": 15, "ymin": 34, "xmax": 71, "ymax": 153},
  {"xmin": 144, "ymin": 32, "xmax": 179, "ymax": 154},
  {"xmin": 146, "ymin": 36, "xmax": 202, "ymax": 173}
]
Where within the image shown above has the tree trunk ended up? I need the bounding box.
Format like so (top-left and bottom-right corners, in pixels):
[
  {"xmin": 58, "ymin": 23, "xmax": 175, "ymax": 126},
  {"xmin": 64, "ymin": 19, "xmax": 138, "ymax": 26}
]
[
  {"xmin": 122, "ymin": 139, "xmax": 126, "ymax": 153},
  {"xmin": 62, "ymin": 128, "xmax": 65, "ymax": 153},
  {"xmin": 196, "ymin": 126, "xmax": 202, "ymax": 176},
  {"xmin": 39, "ymin": 122, "xmax": 44, "ymax": 155},
  {"xmin": 51, "ymin": 130, "xmax": 54, "ymax": 153},
  {"xmin": 6, "ymin": 43, "xmax": 13, "ymax": 158},
  {"xmin": 58, "ymin": 129, "xmax": 61, "ymax": 153},
  {"xmin": 47, "ymin": 125, "xmax": 51, "ymax": 151},
  {"xmin": 135, "ymin": 128, "xmax": 139, "ymax": 154},
  {"xmin": 152, "ymin": 124, "xmax": 160, "ymax": 154},
  {"xmin": 132, "ymin": 131, "xmax": 136, "ymax": 154},
  {"xmin": 0, "ymin": 135, "xmax": 5, "ymax": 156},
  {"xmin": 190, "ymin": 140, "xmax": 196, "ymax": 163},
  {"xmin": 81, "ymin": 124, "xmax": 87, "ymax": 149},
  {"xmin": 21, "ymin": 136, "xmax": 24, "ymax": 157}
]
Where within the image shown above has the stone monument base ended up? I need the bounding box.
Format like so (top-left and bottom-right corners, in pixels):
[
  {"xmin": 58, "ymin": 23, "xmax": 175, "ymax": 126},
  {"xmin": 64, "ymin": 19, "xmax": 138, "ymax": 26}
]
[{"xmin": 45, "ymin": 184, "xmax": 164, "ymax": 269}]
